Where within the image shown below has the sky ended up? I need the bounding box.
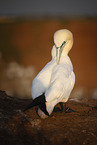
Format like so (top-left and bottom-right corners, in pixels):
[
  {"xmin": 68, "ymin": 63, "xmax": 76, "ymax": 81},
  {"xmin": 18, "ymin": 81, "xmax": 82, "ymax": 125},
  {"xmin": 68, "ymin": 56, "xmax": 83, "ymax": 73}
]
[{"xmin": 0, "ymin": 0, "xmax": 97, "ymax": 17}]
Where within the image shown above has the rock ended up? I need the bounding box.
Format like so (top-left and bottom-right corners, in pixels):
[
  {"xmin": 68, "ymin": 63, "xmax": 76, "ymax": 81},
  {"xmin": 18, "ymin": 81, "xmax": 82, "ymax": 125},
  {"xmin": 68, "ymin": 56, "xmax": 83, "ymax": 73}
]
[
  {"xmin": 90, "ymin": 88, "xmax": 97, "ymax": 99},
  {"xmin": 0, "ymin": 90, "xmax": 97, "ymax": 145},
  {"xmin": 0, "ymin": 62, "xmax": 37, "ymax": 98},
  {"xmin": 70, "ymin": 87, "xmax": 87, "ymax": 102}
]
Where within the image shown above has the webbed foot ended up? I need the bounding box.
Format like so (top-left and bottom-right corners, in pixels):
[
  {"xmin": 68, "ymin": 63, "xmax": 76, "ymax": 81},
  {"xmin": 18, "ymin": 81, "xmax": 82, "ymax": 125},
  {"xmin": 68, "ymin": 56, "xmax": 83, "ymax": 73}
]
[{"xmin": 65, "ymin": 107, "xmax": 78, "ymax": 113}]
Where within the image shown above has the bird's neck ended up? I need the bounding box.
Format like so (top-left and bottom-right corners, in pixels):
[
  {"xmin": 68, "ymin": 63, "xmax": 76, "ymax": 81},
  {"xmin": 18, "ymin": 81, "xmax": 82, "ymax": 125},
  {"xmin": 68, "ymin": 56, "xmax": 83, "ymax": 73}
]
[
  {"xmin": 51, "ymin": 45, "xmax": 70, "ymax": 64},
  {"xmin": 57, "ymin": 54, "xmax": 70, "ymax": 64}
]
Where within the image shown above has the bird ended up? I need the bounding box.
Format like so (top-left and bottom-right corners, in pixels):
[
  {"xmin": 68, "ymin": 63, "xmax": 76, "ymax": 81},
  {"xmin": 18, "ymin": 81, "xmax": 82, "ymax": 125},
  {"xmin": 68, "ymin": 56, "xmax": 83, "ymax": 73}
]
[{"xmin": 24, "ymin": 29, "xmax": 75, "ymax": 119}]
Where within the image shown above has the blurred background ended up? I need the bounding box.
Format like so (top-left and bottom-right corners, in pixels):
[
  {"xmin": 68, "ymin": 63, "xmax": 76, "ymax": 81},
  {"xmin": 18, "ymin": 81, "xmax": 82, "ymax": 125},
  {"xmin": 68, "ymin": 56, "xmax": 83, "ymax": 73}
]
[{"xmin": 0, "ymin": 0, "xmax": 97, "ymax": 99}]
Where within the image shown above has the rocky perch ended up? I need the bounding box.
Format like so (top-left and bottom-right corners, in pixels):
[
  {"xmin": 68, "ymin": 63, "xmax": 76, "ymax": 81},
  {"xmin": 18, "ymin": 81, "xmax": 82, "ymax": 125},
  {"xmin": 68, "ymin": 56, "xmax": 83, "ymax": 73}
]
[{"xmin": 0, "ymin": 90, "xmax": 97, "ymax": 145}]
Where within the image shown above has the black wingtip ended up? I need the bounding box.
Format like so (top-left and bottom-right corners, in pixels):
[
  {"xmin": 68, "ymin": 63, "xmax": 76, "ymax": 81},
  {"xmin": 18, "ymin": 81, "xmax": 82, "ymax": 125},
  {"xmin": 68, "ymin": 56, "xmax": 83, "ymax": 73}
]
[
  {"xmin": 23, "ymin": 102, "xmax": 33, "ymax": 112},
  {"xmin": 39, "ymin": 103, "xmax": 49, "ymax": 116},
  {"xmin": 24, "ymin": 94, "xmax": 49, "ymax": 116}
]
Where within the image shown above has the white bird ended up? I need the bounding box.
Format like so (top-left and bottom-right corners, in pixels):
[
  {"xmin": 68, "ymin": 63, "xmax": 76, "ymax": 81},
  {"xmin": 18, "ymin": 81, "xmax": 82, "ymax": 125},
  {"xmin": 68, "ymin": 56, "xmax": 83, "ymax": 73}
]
[{"xmin": 24, "ymin": 29, "xmax": 75, "ymax": 119}]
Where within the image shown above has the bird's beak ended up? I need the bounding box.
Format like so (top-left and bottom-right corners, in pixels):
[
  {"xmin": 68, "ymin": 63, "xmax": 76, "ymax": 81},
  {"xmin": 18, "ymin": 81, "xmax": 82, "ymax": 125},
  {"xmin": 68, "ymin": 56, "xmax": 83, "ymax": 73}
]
[
  {"xmin": 56, "ymin": 47, "xmax": 63, "ymax": 64},
  {"xmin": 55, "ymin": 41, "xmax": 66, "ymax": 64}
]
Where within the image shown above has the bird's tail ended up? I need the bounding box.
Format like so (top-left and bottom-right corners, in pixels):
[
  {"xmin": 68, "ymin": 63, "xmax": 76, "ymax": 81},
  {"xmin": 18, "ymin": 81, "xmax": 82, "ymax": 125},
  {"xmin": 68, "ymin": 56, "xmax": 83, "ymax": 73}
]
[{"xmin": 24, "ymin": 94, "xmax": 49, "ymax": 116}]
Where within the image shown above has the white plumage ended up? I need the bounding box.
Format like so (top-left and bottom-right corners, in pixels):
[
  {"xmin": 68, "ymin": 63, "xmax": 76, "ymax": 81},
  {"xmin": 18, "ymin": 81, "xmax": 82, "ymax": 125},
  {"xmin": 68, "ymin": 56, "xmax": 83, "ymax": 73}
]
[{"xmin": 31, "ymin": 29, "xmax": 75, "ymax": 118}]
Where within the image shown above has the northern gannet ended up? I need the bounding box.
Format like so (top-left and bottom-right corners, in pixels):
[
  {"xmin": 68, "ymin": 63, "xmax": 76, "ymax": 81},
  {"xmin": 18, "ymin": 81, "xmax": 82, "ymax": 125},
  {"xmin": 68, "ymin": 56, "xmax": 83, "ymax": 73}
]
[{"xmin": 24, "ymin": 29, "xmax": 75, "ymax": 119}]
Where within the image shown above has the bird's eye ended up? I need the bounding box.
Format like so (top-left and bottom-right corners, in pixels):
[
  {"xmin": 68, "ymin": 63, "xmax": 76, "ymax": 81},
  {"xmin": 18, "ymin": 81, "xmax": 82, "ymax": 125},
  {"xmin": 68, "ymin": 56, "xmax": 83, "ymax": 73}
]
[{"xmin": 60, "ymin": 41, "xmax": 66, "ymax": 48}]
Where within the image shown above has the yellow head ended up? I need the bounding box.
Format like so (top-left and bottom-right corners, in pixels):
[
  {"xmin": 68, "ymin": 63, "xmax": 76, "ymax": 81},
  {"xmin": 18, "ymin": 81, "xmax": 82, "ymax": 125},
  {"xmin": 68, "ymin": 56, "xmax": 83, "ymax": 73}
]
[{"xmin": 53, "ymin": 29, "xmax": 73, "ymax": 64}]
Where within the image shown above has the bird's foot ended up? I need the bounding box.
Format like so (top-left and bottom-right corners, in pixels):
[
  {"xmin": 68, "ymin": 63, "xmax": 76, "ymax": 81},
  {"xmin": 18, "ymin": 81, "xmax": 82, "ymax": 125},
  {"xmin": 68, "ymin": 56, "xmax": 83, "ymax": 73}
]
[{"xmin": 65, "ymin": 107, "xmax": 78, "ymax": 113}]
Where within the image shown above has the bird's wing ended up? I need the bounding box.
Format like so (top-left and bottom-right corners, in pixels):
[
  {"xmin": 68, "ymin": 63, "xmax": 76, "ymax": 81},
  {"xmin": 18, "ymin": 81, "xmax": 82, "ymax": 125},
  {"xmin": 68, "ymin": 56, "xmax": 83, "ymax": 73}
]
[
  {"xmin": 31, "ymin": 60, "xmax": 56, "ymax": 99},
  {"xmin": 45, "ymin": 63, "xmax": 74, "ymax": 102}
]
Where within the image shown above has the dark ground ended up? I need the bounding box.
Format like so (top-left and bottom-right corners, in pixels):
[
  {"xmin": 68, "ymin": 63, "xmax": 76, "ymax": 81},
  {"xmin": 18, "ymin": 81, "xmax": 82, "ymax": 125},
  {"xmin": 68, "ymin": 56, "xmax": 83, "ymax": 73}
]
[{"xmin": 0, "ymin": 90, "xmax": 97, "ymax": 145}]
